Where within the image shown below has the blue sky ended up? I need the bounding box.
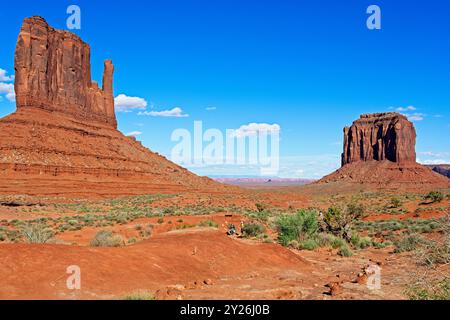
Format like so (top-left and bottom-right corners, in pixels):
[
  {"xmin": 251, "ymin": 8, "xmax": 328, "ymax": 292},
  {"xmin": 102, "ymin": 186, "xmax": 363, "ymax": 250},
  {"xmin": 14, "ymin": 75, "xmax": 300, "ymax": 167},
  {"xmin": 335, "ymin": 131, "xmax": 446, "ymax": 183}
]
[{"xmin": 1, "ymin": 0, "xmax": 449, "ymax": 178}]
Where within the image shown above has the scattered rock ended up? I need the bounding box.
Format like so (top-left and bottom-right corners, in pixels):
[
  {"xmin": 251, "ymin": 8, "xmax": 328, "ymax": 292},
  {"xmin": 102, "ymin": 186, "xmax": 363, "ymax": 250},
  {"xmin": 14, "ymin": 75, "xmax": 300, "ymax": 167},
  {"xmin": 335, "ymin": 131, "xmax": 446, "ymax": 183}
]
[
  {"xmin": 155, "ymin": 287, "xmax": 183, "ymax": 300},
  {"xmin": 356, "ymin": 272, "xmax": 368, "ymax": 285},
  {"xmin": 325, "ymin": 282, "xmax": 343, "ymax": 296}
]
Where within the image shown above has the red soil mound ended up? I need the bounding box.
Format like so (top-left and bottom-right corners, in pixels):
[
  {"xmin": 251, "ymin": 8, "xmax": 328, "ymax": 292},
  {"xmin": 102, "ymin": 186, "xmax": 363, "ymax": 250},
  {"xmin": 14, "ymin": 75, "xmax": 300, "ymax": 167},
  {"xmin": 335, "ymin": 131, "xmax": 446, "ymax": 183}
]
[{"xmin": 0, "ymin": 229, "xmax": 309, "ymax": 299}]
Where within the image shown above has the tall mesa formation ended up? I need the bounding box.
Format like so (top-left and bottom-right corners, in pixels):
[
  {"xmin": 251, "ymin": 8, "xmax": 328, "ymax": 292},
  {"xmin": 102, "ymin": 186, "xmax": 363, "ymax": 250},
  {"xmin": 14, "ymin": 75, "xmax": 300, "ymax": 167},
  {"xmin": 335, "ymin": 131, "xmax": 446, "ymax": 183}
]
[
  {"xmin": 0, "ymin": 16, "xmax": 228, "ymax": 197},
  {"xmin": 14, "ymin": 16, "xmax": 117, "ymax": 128},
  {"xmin": 341, "ymin": 112, "xmax": 416, "ymax": 166},
  {"xmin": 319, "ymin": 112, "xmax": 449, "ymax": 189}
]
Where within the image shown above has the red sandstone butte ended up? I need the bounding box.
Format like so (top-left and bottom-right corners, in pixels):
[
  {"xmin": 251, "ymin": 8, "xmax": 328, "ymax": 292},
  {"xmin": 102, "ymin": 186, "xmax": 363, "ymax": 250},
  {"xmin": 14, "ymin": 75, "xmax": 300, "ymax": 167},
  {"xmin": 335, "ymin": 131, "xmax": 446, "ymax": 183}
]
[
  {"xmin": 319, "ymin": 112, "xmax": 449, "ymax": 189},
  {"xmin": 0, "ymin": 16, "xmax": 231, "ymax": 198},
  {"xmin": 341, "ymin": 113, "xmax": 416, "ymax": 166},
  {"xmin": 14, "ymin": 17, "xmax": 117, "ymax": 128}
]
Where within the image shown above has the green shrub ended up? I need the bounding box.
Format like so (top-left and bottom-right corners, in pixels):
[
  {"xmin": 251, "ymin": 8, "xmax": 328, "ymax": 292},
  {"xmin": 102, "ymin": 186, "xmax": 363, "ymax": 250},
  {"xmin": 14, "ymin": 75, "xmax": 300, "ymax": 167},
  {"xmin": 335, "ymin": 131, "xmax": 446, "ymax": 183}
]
[
  {"xmin": 316, "ymin": 233, "xmax": 337, "ymax": 247},
  {"xmin": 347, "ymin": 202, "xmax": 366, "ymax": 218},
  {"xmin": 123, "ymin": 291, "xmax": 155, "ymax": 300},
  {"xmin": 351, "ymin": 234, "xmax": 373, "ymax": 249},
  {"xmin": 406, "ymin": 280, "xmax": 450, "ymax": 300},
  {"xmin": 389, "ymin": 197, "xmax": 402, "ymax": 208},
  {"xmin": 90, "ymin": 230, "xmax": 124, "ymax": 247},
  {"xmin": 394, "ymin": 234, "xmax": 423, "ymax": 253},
  {"xmin": 139, "ymin": 224, "xmax": 153, "ymax": 238},
  {"xmin": 276, "ymin": 209, "xmax": 318, "ymax": 246},
  {"xmin": 299, "ymin": 238, "xmax": 320, "ymax": 250},
  {"xmin": 255, "ymin": 203, "xmax": 266, "ymax": 213},
  {"xmin": 67, "ymin": 219, "xmax": 79, "ymax": 226},
  {"xmin": 322, "ymin": 204, "xmax": 362, "ymax": 241},
  {"xmin": 20, "ymin": 223, "xmax": 54, "ymax": 244},
  {"xmin": 338, "ymin": 243, "xmax": 353, "ymax": 257},
  {"xmin": 425, "ymin": 191, "xmax": 444, "ymax": 203},
  {"xmin": 176, "ymin": 224, "xmax": 196, "ymax": 230},
  {"xmin": 287, "ymin": 240, "xmax": 300, "ymax": 249},
  {"xmin": 241, "ymin": 223, "xmax": 266, "ymax": 237},
  {"xmin": 198, "ymin": 220, "xmax": 218, "ymax": 228},
  {"xmin": 329, "ymin": 236, "xmax": 345, "ymax": 249},
  {"xmin": 420, "ymin": 218, "xmax": 450, "ymax": 266},
  {"xmin": 372, "ymin": 240, "xmax": 392, "ymax": 249},
  {"xmin": 422, "ymin": 242, "xmax": 450, "ymax": 266},
  {"xmin": 162, "ymin": 208, "xmax": 174, "ymax": 215}
]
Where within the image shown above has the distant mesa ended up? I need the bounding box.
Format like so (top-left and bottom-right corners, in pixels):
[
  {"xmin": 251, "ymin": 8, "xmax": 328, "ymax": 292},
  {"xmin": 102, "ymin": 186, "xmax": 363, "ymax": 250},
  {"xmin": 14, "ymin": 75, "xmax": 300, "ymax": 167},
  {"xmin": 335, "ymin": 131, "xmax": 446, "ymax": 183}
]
[
  {"xmin": 0, "ymin": 16, "xmax": 229, "ymax": 198},
  {"xmin": 426, "ymin": 164, "xmax": 450, "ymax": 178},
  {"xmin": 318, "ymin": 112, "xmax": 450, "ymax": 190}
]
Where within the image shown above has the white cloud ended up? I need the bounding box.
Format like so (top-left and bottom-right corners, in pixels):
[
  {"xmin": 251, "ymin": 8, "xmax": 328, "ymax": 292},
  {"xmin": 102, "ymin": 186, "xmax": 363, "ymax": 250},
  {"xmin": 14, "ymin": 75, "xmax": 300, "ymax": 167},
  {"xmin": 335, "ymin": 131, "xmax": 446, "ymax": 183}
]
[
  {"xmin": 114, "ymin": 94, "xmax": 148, "ymax": 112},
  {"xmin": 389, "ymin": 106, "xmax": 425, "ymax": 121},
  {"xmin": 126, "ymin": 131, "xmax": 142, "ymax": 137},
  {"xmin": 0, "ymin": 82, "xmax": 15, "ymax": 102},
  {"xmin": 418, "ymin": 159, "xmax": 448, "ymax": 165},
  {"xmin": 138, "ymin": 107, "xmax": 189, "ymax": 118},
  {"xmin": 418, "ymin": 151, "xmax": 450, "ymax": 158},
  {"xmin": 232, "ymin": 123, "xmax": 281, "ymax": 138},
  {"xmin": 418, "ymin": 151, "xmax": 450, "ymax": 165},
  {"xmin": 395, "ymin": 106, "xmax": 416, "ymax": 112},
  {"xmin": 206, "ymin": 106, "xmax": 217, "ymax": 111},
  {"xmin": 405, "ymin": 112, "xmax": 425, "ymax": 121},
  {"xmin": 0, "ymin": 68, "xmax": 14, "ymax": 82}
]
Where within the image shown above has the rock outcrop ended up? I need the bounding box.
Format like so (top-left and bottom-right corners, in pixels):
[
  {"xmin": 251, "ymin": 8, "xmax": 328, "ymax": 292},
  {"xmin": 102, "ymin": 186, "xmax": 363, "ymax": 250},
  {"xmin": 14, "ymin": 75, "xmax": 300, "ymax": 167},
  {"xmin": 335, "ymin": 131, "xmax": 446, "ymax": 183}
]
[
  {"xmin": 0, "ymin": 16, "xmax": 230, "ymax": 198},
  {"xmin": 342, "ymin": 113, "xmax": 416, "ymax": 166},
  {"xmin": 14, "ymin": 17, "xmax": 117, "ymax": 128},
  {"xmin": 318, "ymin": 113, "xmax": 449, "ymax": 190}
]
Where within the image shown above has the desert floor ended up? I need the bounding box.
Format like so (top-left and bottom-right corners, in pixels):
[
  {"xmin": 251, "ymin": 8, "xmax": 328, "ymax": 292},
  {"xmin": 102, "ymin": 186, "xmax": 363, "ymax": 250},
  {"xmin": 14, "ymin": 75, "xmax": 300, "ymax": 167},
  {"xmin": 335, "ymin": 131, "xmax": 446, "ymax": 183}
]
[{"xmin": 0, "ymin": 184, "xmax": 449, "ymax": 300}]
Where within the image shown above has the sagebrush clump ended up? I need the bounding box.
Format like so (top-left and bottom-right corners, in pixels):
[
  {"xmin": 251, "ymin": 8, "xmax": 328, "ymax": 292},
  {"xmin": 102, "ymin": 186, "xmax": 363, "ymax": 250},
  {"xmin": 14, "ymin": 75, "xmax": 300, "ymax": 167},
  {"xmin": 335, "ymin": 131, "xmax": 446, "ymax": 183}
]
[
  {"xmin": 90, "ymin": 230, "xmax": 124, "ymax": 247},
  {"xmin": 20, "ymin": 223, "xmax": 54, "ymax": 244},
  {"xmin": 424, "ymin": 191, "xmax": 444, "ymax": 203},
  {"xmin": 275, "ymin": 208, "xmax": 361, "ymax": 256},
  {"xmin": 241, "ymin": 223, "xmax": 266, "ymax": 237}
]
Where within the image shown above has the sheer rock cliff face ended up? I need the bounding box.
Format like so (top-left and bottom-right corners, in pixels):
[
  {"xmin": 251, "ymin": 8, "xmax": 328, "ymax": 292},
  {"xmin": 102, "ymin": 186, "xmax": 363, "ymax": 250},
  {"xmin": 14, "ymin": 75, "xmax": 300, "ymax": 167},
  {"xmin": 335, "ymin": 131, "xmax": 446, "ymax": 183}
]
[
  {"xmin": 341, "ymin": 113, "xmax": 416, "ymax": 166},
  {"xmin": 14, "ymin": 16, "xmax": 117, "ymax": 128}
]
